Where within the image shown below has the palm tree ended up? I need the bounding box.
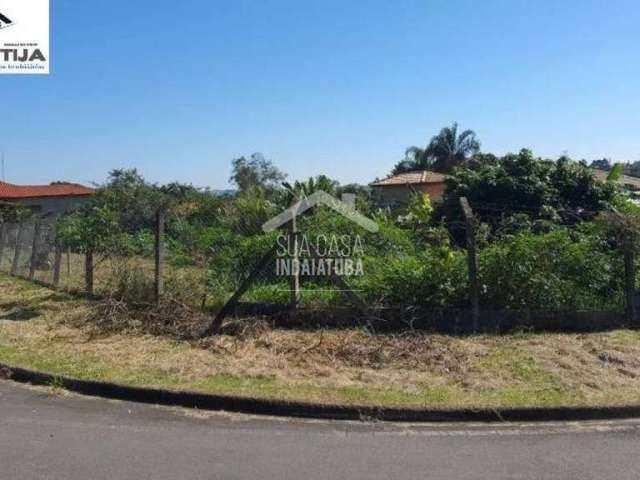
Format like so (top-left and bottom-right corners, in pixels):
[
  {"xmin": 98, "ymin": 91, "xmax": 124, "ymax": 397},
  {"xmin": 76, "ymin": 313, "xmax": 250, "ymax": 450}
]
[
  {"xmin": 282, "ymin": 175, "xmax": 339, "ymax": 203},
  {"xmin": 427, "ymin": 122, "xmax": 480, "ymax": 172},
  {"xmin": 396, "ymin": 123, "xmax": 481, "ymax": 174}
]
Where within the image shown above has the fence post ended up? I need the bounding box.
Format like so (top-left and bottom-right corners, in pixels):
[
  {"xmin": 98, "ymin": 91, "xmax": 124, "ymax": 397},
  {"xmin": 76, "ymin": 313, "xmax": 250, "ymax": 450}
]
[
  {"xmin": 52, "ymin": 242, "xmax": 63, "ymax": 288},
  {"xmin": 289, "ymin": 199, "xmax": 301, "ymax": 311},
  {"xmin": 29, "ymin": 220, "xmax": 42, "ymax": 281},
  {"xmin": 0, "ymin": 222, "xmax": 6, "ymax": 270},
  {"xmin": 85, "ymin": 250, "xmax": 94, "ymax": 294},
  {"xmin": 154, "ymin": 209, "xmax": 165, "ymax": 306},
  {"xmin": 11, "ymin": 222, "xmax": 25, "ymax": 276},
  {"xmin": 460, "ymin": 197, "xmax": 480, "ymax": 332}
]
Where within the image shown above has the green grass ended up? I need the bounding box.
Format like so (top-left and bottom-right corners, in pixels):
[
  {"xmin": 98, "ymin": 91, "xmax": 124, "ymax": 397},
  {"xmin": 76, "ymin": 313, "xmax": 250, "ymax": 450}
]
[
  {"xmin": 0, "ymin": 337, "xmax": 587, "ymax": 408},
  {"xmin": 2, "ymin": 273, "xmax": 640, "ymax": 409}
]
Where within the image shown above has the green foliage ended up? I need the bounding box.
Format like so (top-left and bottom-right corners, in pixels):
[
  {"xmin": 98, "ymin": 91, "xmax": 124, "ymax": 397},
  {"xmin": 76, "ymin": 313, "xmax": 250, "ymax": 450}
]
[
  {"xmin": 399, "ymin": 192, "xmax": 433, "ymax": 228},
  {"xmin": 589, "ymin": 158, "xmax": 612, "ymax": 171},
  {"xmin": 282, "ymin": 175, "xmax": 339, "ymax": 200},
  {"xmin": 479, "ymin": 229, "xmax": 622, "ymax": 310},
  {"xmin": 611, "ymin": 194, "xmax": 640, "ymax": 216},
  {"xmin": 337, "ymin": 183, "xmax": 373, "ymax": 216},
  {"xmin": 355, "ymin": 245, "xmax": 467, "ymax": 307},
  {"xmin": 229, "ymin": 153, "xmax": 286, "ymax": 193},
  {"xmin": 437, "ymin": 149, "xmax": 616, "ymax": 240},
  {"xmin": 394, "ymin": 122, "xmax": 480, "ymax": 174},
  {"xmin": 0, "ymin": 204, "xmax": 32, "ymax": 223},
  {"xmin": 56, "ymin": 205, "xmax": 122, "ymax": 254},
  {"xmin": 229, "ymin": 187, "xmax": 279, "ymax": 235},
  {"xmin": 48, "ymin": 155, "xmax": 629, "ymax": 315},
  {"xmin": 96, "ymin": 169, "xmax": 168, "ymax": 232},
  {"xmin": 607, "ymin": 163, "xmax": 624, "ymax": 182},
  {"xmin": 300, "ymin": 207, "xmax": 417, "ymax": 258}
]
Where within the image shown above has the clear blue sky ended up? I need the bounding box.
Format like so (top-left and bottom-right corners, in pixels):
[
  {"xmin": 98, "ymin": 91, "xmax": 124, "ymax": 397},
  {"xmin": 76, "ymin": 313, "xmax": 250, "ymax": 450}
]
[{"xmin": 1, "ymin": 0, "xmax": 639, "ymax": 189}]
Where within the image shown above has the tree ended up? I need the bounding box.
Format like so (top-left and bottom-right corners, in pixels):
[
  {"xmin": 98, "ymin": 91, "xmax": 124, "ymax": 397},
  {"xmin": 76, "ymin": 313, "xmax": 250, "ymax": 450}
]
[
  {"xmin": 391, "ymin": 159, "xmax": 418, "ymax": 175},
  {"xmin": 160, "ymin": 182, "xmax": 199, "ymax": 200},
  {"xmin": 393, "ymin": 123, "xmax": 481, "ymax": 174},
  {"xmin": 606, "ymin": 163, "xmax": 624, "ymax": 182},
  {"xmin": 56, "ymin": 205, "xmax": 122, "ymax": 255},
  {"xmin": 425, "ymin": 122, "xmax": 481, "ymax": 172},
  {"xmin": 590, "ymin": 158, "xmax": 612, "ymax": 171},
  {"xmin": 96, "ymin": 169, "xmax": 167, "ymax": 232},
  {"xmin": 437, "ymin": 149, "xmax": 616, "ymax": 241},
  {"xmin": 282, "ymin": 175, "xmax": 339, "ymax": 201},
  {"xmin": 229, "ymin": 153, "xmax": 286, "ymax": 193}
]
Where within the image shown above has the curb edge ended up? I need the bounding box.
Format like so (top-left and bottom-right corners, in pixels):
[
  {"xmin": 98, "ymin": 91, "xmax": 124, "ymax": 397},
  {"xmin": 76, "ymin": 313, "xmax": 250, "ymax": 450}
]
[{"xmin": 3, "ymin": 362, "xmax": 640, "ymax": 423}]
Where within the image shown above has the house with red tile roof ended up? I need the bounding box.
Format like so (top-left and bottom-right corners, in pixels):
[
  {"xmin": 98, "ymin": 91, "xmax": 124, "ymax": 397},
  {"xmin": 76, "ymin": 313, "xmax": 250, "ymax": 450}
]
[
  {"xmin": 370, "ymin": 170, "xmax": 448, "ymax": 207},
  {"xmin": 0, "ymin": 181, "xmax": 95, "ymax": 215}
]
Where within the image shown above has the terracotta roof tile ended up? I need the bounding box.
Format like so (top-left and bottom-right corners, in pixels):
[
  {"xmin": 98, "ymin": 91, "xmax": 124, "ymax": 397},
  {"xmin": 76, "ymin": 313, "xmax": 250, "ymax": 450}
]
[
  {"xmin": 370, "ymin": 170, "xmax": 448, "ymax": 187},
  {"xmin": 0, "ymin": 181, "xmax": 95, "ymax": 199}
]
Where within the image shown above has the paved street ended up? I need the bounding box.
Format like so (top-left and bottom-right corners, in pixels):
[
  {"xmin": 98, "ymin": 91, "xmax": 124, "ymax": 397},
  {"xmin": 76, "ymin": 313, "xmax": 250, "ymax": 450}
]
[{"xmin": 1, "ymin": 380, "xmax": 640, "ymax": 479}]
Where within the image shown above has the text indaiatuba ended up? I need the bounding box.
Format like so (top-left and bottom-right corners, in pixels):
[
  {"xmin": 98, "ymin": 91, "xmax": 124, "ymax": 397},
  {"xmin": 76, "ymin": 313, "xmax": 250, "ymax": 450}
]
[{"xmin": 275, "ymin": 234, "xmax": 365, "ymax": 277}]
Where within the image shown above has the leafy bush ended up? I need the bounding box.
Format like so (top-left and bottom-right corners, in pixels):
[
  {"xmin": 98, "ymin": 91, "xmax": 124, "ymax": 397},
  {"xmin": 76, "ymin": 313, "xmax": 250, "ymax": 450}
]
[
  {"xmin": 355, "ymin": 246, "xmax": 467, "ymax": 308},
  {"xmin": 49, "ymin": 160, "xmax": 634, "ymax": 317},
  {"xmin": 437, "ymin": 149, "xmax": 616, "ymax": 241},
  {"xmin": 478, "ymin": 229, "xmax": 623, "ymax": 310}
]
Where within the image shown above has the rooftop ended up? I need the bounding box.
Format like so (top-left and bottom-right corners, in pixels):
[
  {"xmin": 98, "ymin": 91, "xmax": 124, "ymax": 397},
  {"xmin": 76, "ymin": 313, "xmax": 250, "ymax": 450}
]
[
  {"xmin": 370, "ymin": 170, "xmax": 448, "ymax": 187},
  {"xmin": 0, "ymin": 181, "xmax": 95, "ymax": 200}
]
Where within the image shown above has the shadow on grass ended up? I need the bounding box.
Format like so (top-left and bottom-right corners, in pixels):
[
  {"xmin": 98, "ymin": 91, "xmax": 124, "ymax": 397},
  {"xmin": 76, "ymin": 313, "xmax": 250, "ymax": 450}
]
[
  {"xmin": 0, "ymin": 307, "xmax": 41, "ymax": 321},
  {"xmin": 0, "ymin": 282, "xmax": 72, "ymax": 322},
  {"xmin": 40, "ymin": 292, "xmax": 74, "ymax": 303}
]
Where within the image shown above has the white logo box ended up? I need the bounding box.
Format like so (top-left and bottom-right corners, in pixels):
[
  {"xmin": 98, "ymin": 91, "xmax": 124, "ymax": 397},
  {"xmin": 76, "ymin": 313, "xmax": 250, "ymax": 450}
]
[{"xmin": 0, "ymin": 0, "xmax": 49, "ymax": 75}]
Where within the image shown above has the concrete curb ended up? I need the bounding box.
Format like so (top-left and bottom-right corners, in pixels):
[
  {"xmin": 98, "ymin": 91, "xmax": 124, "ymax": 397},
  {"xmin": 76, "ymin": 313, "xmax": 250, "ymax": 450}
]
[{"xmin": 3, "ymin": 362, "xmax": 640, "ymax": 422}]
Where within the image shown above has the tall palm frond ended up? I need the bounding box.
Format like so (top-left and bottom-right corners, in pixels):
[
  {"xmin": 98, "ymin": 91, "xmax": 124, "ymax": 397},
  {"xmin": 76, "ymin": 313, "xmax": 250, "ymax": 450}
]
[{"xmin": 426, "ymin": 122, "xmax": 480, "ymax": 172}]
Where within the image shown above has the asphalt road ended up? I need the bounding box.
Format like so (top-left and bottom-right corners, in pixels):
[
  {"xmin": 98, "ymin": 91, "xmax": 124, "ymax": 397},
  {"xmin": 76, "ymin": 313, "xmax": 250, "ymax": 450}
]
[{"xmin": 1, "ymin": 380, "xmax": 640, "ymax": 479}]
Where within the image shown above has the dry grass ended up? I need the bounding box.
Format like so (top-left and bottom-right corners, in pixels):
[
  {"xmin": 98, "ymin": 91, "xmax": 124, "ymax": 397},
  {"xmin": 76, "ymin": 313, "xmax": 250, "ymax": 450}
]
[
  {"xmin": 1, "ymin": 274, "xmax": 640, "ymax": 408},
  {"xmin": 0, "ymin": 252, "xmax": 213, "ymax": 308}
]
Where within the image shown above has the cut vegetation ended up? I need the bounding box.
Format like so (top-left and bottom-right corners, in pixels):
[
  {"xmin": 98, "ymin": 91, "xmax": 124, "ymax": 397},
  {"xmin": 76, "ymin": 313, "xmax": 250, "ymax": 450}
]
[{"xmin": 1, "ymin": 274, "xmax": 640, "ymax": 409}]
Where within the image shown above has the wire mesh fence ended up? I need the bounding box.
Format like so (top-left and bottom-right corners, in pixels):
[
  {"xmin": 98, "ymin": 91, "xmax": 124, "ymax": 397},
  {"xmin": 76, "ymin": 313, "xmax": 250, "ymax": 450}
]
[
  {"xmin": 0, "ymin": 220, "xmax": 58, "ymax": 284},
  {"xmin": 0, "ymin": 200, "xmax": 637, "ymax": 335}
]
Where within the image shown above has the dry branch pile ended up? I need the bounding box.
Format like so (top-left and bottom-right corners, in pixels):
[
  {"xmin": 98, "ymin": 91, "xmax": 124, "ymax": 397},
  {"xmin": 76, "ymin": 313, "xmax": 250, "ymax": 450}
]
[
  {"xmin": 205, "ymin": 322, "xmax": 487, "ymax": 379},
  {"xmin": 77, "ymin": 297, "xmax": 211, "ymax": 339}
]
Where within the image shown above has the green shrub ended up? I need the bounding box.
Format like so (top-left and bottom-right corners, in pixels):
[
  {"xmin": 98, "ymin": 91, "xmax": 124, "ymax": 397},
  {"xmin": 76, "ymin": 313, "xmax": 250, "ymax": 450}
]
[
  {"xmin": 479, "ymin": 229, "xmax": 623, "ymax": 310},
  {"xmin": 355, "ymin": 246, "xmax": 467, "ymax": 308}
]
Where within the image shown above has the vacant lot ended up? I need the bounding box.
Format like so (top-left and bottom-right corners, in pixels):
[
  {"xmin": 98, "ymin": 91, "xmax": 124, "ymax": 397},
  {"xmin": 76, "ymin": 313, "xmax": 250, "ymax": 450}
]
[{"xmin": 1, "ymin": 274, "xmax": 640, "ymax": 409}]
